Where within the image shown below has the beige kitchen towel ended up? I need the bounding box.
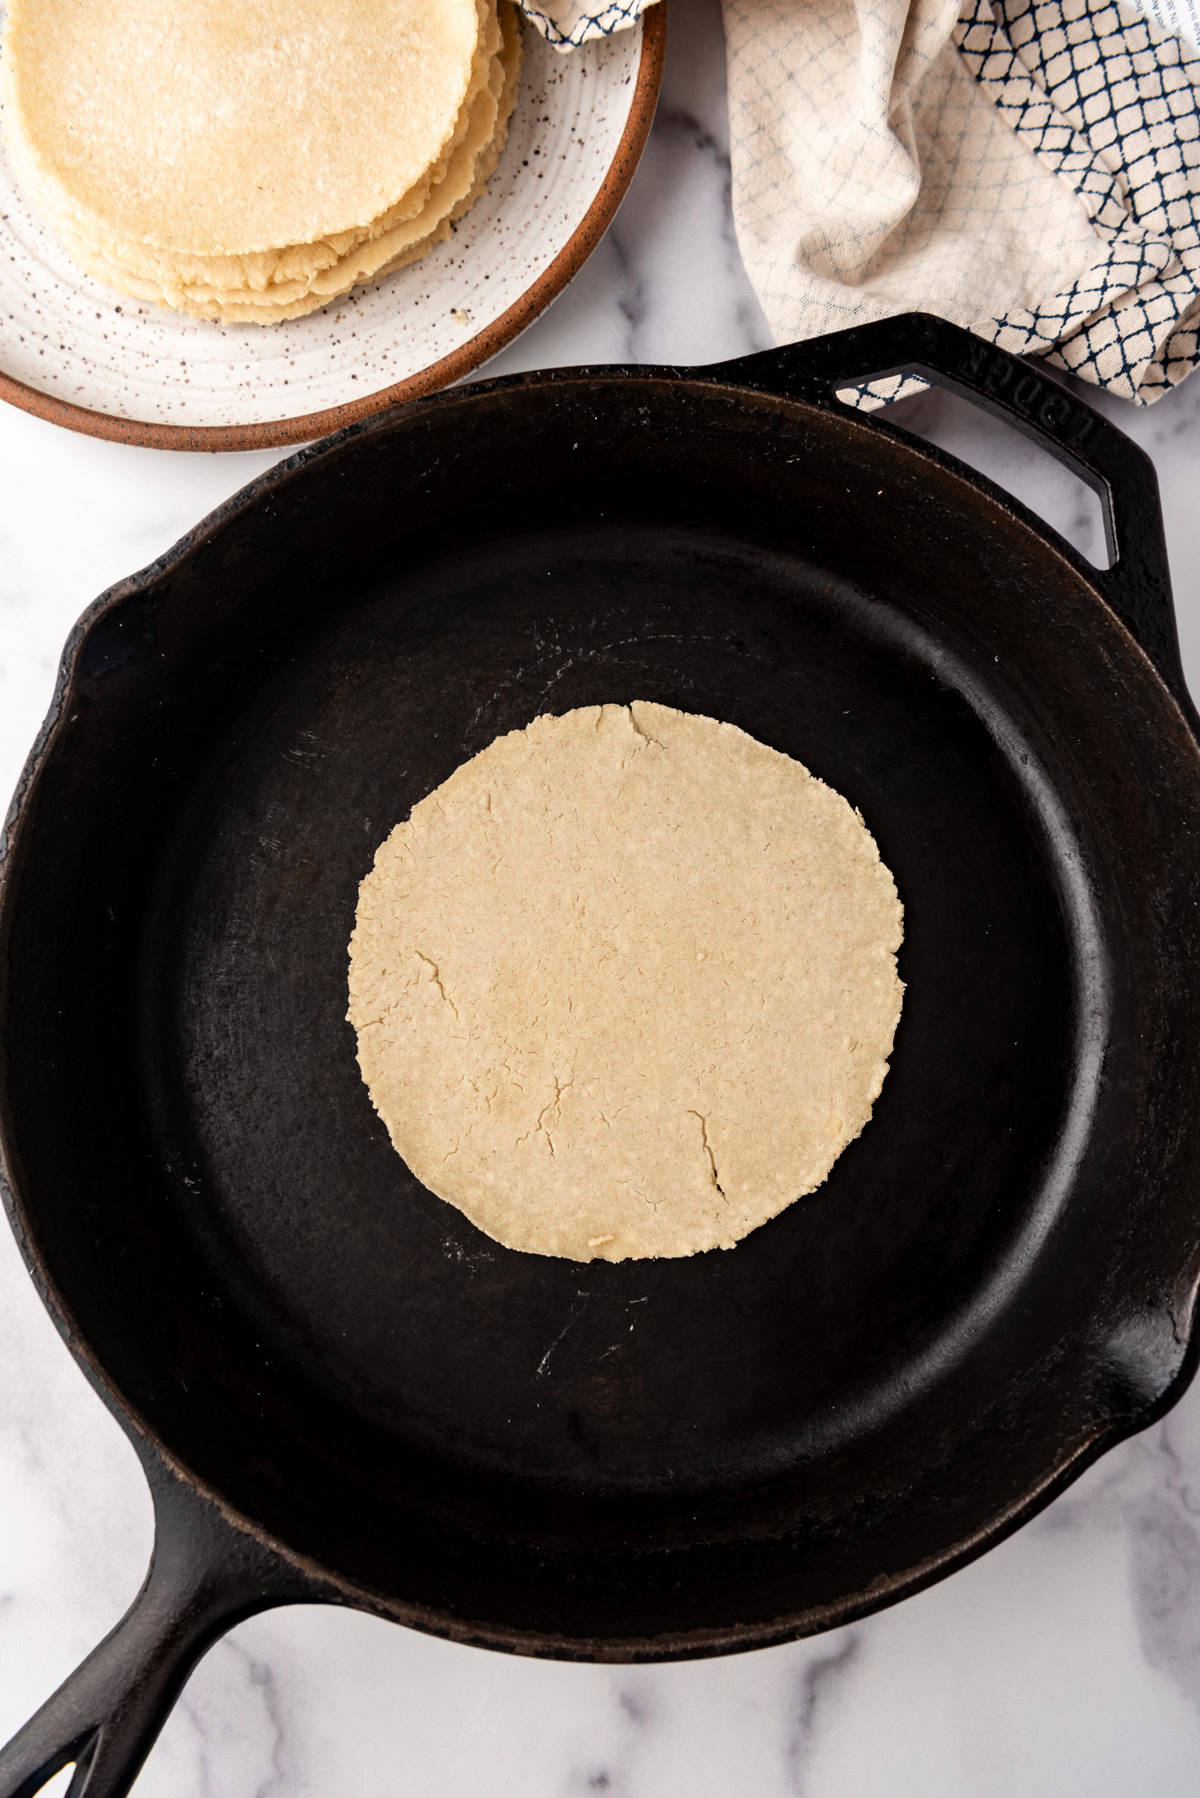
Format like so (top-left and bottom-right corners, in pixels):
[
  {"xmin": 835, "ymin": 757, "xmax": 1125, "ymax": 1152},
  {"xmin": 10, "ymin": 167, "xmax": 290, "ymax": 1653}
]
[{"xmin": 722, "ymin": 0, "xmax": 1200, "ymax": 400}]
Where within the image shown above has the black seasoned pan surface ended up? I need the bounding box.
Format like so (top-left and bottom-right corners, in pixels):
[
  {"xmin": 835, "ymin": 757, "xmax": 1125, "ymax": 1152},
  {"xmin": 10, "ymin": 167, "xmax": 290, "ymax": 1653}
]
[{"xmin": 3, "ymin": 324, "xmax": 1200, "ymax": 1758}]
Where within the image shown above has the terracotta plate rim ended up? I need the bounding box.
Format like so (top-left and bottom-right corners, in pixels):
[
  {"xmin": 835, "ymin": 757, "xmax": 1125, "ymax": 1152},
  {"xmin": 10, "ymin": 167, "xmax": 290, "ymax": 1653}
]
[{"xmin": 0, "ymin": 7, "xmax": 666, "ymax": 454}]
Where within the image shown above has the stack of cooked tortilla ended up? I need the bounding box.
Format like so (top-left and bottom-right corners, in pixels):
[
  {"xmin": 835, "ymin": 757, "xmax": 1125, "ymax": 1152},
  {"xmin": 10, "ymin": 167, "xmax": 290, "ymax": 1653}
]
[{"xmin": 0, "ymin": 0, "xmax": 522, "ymax": 323}]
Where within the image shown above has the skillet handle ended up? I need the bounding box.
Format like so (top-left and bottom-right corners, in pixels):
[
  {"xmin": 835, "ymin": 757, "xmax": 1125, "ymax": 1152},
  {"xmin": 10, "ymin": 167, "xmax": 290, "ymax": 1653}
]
[
  {"xmin": 713, "ymin": 313, "xmax": 1189, "ymax": 711},
  {"xmin": 0, "ymin": 1459, "xmax": 318, "ymax": 1798}
]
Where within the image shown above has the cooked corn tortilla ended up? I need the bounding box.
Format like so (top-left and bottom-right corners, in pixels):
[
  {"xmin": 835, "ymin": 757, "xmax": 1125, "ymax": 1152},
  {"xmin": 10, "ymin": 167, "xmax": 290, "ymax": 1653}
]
[
  {"xmin": 32, "ymin": 8, "xmax": 521, "ymax": 323},
  {"xmin": 347, "ymin": 703, "xmax": 905, "ymax": 1262},
  {"xmin": 3, "ymin": 0, "xmax": 483, "ymax": 254},
  {"xmin": 5, "ymin": 0, "xmax": 502, "ymax": 298}
]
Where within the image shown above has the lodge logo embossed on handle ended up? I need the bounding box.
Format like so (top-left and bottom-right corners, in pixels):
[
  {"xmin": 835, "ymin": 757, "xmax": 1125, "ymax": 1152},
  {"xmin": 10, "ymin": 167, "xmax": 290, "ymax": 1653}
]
[{"xmin": 956, "ymin": 334, "xmax": 1095, "ymax": 449}]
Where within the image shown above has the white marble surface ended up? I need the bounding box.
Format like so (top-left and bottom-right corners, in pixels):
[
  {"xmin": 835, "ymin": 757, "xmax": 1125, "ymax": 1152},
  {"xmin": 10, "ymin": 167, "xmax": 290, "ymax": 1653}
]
[{"xmin": 3, "ymin": 2, "xmax": 1200, "ymax": 1792}]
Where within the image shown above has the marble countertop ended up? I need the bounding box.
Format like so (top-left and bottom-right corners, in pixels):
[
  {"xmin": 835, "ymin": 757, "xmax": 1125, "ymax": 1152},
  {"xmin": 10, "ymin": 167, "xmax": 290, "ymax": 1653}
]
[{"xmin": 3, "ymin": 3, "xmax": 1200, "ymax": 1793}]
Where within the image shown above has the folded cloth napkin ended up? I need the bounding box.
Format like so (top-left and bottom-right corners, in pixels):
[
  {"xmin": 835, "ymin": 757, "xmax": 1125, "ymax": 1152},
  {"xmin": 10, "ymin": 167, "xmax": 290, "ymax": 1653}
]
[
  {"xmin": 527, "ymin": 0, "xmax": 1198, "ymax": 403},
  {"xmin": 723, "ymin": 0, "xmax": 1200, "ymax": 401},
  {"xmin": 518, "ymin": 0, "xmax": 658, "ymax": 47}
]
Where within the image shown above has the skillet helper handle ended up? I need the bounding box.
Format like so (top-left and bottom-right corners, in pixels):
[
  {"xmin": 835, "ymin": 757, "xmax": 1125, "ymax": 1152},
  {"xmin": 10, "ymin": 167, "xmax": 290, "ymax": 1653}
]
[
  {"xmin": 715, "ymin": 313, "xmax": 1189, "ymax": 711},
  {"xmin": 0, "ymin": 1465, "xmax": 312, "ymax": 1798}
]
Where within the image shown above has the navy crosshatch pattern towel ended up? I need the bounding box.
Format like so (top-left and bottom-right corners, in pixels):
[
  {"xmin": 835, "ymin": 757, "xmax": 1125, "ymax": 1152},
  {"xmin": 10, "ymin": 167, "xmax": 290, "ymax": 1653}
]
[
  {"xmin": 529, "ymin": 0, "xmax": 1198, "ymax": 401},
  {"xmin": 954, "ymin": 0, "xmax": 1199, "ymax": 397},
  {"xmin": 520, "ymin": 0, "xmax": 655, "ymax": 45}
]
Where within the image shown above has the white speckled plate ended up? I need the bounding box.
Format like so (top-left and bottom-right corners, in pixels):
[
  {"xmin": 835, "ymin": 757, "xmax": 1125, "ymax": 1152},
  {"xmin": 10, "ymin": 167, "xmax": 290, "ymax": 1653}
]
[{"xmin": 0, "ymin": 9, "xmax": 664, "ymax": 450}]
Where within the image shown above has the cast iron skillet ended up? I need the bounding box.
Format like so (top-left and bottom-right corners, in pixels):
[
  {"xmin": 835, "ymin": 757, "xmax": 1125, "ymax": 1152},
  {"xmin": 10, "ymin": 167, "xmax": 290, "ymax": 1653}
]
[{"xmin": 3, "ymin": 315, "xmax": 1200, "ymax": 1797}]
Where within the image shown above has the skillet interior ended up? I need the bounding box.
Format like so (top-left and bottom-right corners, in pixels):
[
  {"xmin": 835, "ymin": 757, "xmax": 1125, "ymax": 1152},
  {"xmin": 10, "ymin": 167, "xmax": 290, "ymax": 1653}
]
[{"xmin": 4, "ymin": 374, "xmax": 1200, "ymax": 1655}]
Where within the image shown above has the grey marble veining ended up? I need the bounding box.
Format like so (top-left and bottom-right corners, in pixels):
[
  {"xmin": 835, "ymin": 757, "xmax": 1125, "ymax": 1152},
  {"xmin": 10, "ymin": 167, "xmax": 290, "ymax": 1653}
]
[{"xmin": 2, "ymin": 0, "xmax": 1200, "ymax": 1791}]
